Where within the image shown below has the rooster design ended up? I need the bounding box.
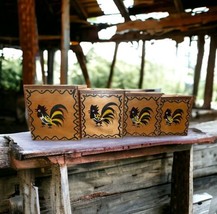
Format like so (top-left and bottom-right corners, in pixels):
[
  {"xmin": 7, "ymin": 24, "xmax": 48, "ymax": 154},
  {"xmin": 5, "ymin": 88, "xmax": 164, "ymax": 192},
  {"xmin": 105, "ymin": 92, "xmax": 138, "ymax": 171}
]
[
  {"xmin": 129, "ymin": 107, "xmax": 152, "ymax": 126},
  {"xmin": 35, "ymin": 104, "xmax": 68, "ymax": 128},
  {"xmin": 89, "ymin": 102, "xmax": 118, "ymax": 126},
  {"xmin": 164, "ymin": 108, "xmax": 183, "ymax": 125}
]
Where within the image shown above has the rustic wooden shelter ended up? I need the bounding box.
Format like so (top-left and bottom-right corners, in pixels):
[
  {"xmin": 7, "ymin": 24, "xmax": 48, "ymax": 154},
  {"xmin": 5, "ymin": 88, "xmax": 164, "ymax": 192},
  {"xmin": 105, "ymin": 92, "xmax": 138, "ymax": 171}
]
[
  {"xmin": 1, "ymin": 1, "xmax": 217, "ymax": 214},
  {"xmin": 0, "ymin": 0, "xmax": 217, "ymax": 108}
]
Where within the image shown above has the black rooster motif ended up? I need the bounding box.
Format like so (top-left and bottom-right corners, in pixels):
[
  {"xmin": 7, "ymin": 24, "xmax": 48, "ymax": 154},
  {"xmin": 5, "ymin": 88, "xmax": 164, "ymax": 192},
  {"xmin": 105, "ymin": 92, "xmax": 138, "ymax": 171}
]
[
  {"xmin": 35, "ymin": 104, "xmax": 68, "ymax": 128},
  {"xmin": 129, "ymin": 107, "xmax": 152, "ymax": 126},
  {"xmin": 164, "ymin": 108, "xmax": 183, "ymax": 125},
  {"xmin": 89, "ymin": 102, "xmax": 118, "ymax": 126}
]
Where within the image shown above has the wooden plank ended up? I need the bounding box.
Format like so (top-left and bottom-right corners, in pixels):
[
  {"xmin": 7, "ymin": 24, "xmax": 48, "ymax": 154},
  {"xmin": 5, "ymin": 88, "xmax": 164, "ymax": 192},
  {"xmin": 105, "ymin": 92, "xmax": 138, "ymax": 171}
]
[
  {"xmin": 50, "ymin": 164, "xmax": 72, "ymax": 214},
  {"xmin": 170, "ymin": 146, "xmax": 193, "ymax": 214},
  {"xmin": 18, "ymin": 169, "xmax": 40, "ymax": 214},
  {"xmin": 0, "ymin": 137, "xmax": 10, "ymax": 168},
  {"xmin": 5, "ymin": 125, "xmax": 217, "ymax": 162},
  {"xmin": 10, "ymin": 144, "xmax": 189, "ymax": 170},
  {"xmin": 116, "ymin": 11, "xmax": 217, "ymax": 34}
]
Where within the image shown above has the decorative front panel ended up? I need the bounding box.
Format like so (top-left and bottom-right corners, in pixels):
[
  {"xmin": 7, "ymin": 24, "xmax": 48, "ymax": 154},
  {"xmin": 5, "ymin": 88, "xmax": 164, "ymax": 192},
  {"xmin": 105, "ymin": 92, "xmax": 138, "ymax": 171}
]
[
  {"xmin": 124, "ymin": 92, "xmax": 163, "ymax": 136},
  {"xmin": 159, "ymin": 95, "xmax": 194, "ymax": 135},
  {"xmin": 80, "ymin": 89, "xmax": 124, "ymax": 138},
  {"xmin": 24, "ymin": 85, "xmax": 85, "ymax": 140}
]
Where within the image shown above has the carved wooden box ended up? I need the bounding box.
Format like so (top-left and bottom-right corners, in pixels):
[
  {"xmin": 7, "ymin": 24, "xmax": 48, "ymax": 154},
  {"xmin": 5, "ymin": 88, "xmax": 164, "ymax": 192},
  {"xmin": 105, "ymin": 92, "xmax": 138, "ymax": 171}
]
[
  {"xmin": 159, "ymin": 95, "xmax": 194, "ymax": 135},
  {"xmin": 124, "ymin": 92, "xmax": 163, "ymax": 136},
  {"xmin": 24, "ymin": 84, "xmax": 86, "ymax": 140},
  {"xmin": 80, "ymin": 89, "xmax": 124, "ymax": 138}
]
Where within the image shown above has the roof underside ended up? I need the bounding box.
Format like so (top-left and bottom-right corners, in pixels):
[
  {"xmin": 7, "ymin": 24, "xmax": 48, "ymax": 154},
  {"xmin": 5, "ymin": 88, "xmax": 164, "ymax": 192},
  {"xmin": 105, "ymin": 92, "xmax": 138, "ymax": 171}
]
[{"xmin": 0, "ymin": 0, "xmax": 217, "ymax": 49}]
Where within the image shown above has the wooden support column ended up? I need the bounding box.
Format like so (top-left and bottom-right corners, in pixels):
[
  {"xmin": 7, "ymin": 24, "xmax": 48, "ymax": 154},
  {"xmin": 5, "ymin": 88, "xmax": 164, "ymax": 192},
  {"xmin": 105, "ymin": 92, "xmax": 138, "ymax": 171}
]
[
  {"xmin": 71, "ymin": 44, "xmax": 91, "ymax": 87},
  {"xmin": 107, "ymin": 43, "xmax": 119, "ymax": 88},
  {"xmin": 139, "ymin": 41, "xmax": 145, "ymax": 89},
  {"xmin": 203, "ymin": 35, "xmax": 217, "ymax": 109},
  {"xmin": 18, "ymin": 169, "xmax": 40, "ymax": 214},
  {"xmin": 170, "ymin": 146, "xmax": 193, "ymax": 214},
  {"xmin": 39, "ymin": 50, "xmax": 46, "ymax": 84},
  {"xmin": 50, "ymin": 164, "xmax": 72, "ymax": 214},
  {"xmin": 192, "ymin": 35, "xmax": 205, "ymax": 106},
  {"xmin": 47, "ymin": 49, "xmax": 55, "ymax": 84},
  {"xmin": 18, "ymin": 0, "xmax": 39, "ymax": 84},
  {"xmin": 60, "ymin": 0, "xmax": 70, "ymax": 84}
]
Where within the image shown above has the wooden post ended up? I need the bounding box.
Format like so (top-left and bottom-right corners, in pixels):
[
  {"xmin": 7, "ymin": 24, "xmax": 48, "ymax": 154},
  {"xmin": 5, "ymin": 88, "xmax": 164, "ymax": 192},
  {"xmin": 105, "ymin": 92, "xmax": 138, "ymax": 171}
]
[
  {"xmin": 60, "ymin": 0, "xmax": 70, "ymax": 84},
  {"xmin": 50, "ymin": 164, "xmax": 72, "ymax": 214},
  {"xmin": 203, "ymin": 35, "xmax": 217, "ymax": 109},
  {"xmin": 170, "ymin": 146, "xmax": 193, "ymax": 214},
  {"xmin": 192, "ymin": 35, "xmax": 205, "ymax": 106},
  {"xmin": 18, "ymin": 169, "xmax": 40, "ymax": 214},
  {"xmin": 139, "ymin": 41, "xmax": 145, "ymax": 89},
  {"xmin": 107, "ymin": 43, "xmax": 119, "ymax": 88},
  {"xmin": 71, "ymin": 44, "xmax": 91, "ymax": 87},
  {"xmin": 47, "ymin": 49, "xmax": 55, "ymax": 84},
  {"xmin": 39, "ymin": 50, "xmax": 46, "ymax": 84},
  {"xmin": 17, "ymin": 0, "xmax": 39, "ymax": 84}
]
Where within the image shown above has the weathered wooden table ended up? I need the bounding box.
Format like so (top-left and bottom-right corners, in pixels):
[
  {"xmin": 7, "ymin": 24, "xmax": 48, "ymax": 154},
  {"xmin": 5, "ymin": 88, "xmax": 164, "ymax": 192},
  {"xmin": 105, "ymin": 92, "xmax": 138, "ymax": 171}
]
[{"xmin": 4, "ymin": 121, "xmax": 217, "ymax": 214}]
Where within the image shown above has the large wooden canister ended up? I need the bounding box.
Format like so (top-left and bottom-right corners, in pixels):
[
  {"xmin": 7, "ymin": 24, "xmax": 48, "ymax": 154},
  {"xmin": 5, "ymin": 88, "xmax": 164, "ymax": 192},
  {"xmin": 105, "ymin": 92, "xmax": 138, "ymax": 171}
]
[{"xmin": 24, "ymin": 84, "xmax": 86, "ymax": 140}]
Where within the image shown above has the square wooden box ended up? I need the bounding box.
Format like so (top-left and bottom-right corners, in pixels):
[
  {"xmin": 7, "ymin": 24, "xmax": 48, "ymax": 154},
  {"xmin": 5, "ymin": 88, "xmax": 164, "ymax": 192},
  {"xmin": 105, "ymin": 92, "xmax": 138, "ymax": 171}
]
[
  {"xmin": 159, "ymin": 95, "xmax": 194, "ymax": 135},
  {"xmin": 24, "ymin": 84, "xmax": 86, "ymax": 140},
  {"xmin": 80, "ymin": 89, "xmax": 124, "ymax": 138},
  {"xmin": 124, "ymin": 91, "xmax": 163, "ymax": 136}
]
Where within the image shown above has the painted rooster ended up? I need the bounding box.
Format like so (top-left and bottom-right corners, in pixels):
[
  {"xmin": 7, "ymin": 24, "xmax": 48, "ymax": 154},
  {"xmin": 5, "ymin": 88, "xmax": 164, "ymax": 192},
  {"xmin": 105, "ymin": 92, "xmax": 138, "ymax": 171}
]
[
  {"xmin": 164, "ymin": 108, "xmax": 183, "ymax": 125},
  {"xmin": 35, "ymin": 104, "xmax": 68, "ymax": 128},
  {"xmin": 89, "ymin": 102, "xmax": 118, "ymax": 126},
  {"xmin": 129, "ymin": 107, "xmax": 152, "ymax": 126}
]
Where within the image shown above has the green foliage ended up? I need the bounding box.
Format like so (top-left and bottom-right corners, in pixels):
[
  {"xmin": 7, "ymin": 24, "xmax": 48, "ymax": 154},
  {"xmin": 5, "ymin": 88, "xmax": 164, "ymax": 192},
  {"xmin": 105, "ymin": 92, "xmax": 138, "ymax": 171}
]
[
  {"xmin": 0, "ymin": 56, "xmax": 22, "ymax": 91},
  {"xmin": 68, "ymin": 47, "xmax": 193, "ymax": 95}
]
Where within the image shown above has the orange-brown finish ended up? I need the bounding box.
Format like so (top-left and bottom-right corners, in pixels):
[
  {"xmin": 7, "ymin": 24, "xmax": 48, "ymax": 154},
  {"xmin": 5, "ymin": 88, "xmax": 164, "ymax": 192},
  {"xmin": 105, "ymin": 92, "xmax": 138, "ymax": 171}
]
[
  {"xmin": 24, "ymin": 84, "xmax": 86, "ymax": 140},
  {"xmin": 159, "ymin": 95, "xmax": 194, "ymax": 135},
  {"xmin": 80, "ymin": 89, "xmax": 124, "ymax": 139},
  {"xmin": 124, "ymin": 92, "xmax": 163, "ymax": 136}
]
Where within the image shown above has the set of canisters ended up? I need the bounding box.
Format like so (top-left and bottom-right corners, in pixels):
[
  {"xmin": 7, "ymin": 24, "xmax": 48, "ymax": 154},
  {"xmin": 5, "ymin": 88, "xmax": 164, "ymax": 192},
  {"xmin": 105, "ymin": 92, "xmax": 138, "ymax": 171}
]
[{"xmin": 24, "ymin": 85, "xmax": 194, "ymax": 140}]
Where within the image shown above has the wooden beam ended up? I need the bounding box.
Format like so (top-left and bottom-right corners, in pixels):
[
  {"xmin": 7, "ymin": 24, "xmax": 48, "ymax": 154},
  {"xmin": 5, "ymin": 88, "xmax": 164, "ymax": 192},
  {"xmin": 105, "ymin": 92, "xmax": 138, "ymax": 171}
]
[
  {"xmin": 71, "ymin": 0, "xmax": 88, "ymax": 20},
  {"xmin": 173, "ymin": 0, "xmax": 184, "ymax": 13},
  {"xmin": 170, "ymin": 146, "xmax": 193, "ymax": 214},
  {"xmin": 71, "ymin": 44, "xmax": 91, "ymax": 87},
  {"xmin": 192, "ymin": 35, "xmax": 205, "ymax": 105},
  {"xmin": 138, "ymin": 41, "xmax": 145, "ymax": 89},
  {"xmin": 50, "ymin": 164, "xmax": 72, "ymax": 214},
  {"xmin": 203, "ymin": 35, "xmax": 217, "ymax": 109},
  {"xmin": 18, "ymin": 169, "xmax": 40, "ymax": 214},
  {"xmin": 47, "ymin": 48, "xmax": 55, "ymax": 84},
  {"xmin": 17, "ymin": 0, "xmax": 39, "ymax": 84},
  {"xmin": 113, "ymin": 0, "xmax": 131, "ymax": 21},
  {"xmin": 116, "ymin": 11, "xmax": 217, "ymax": 35},
  {"xmin": 107, "ymin": 43, "xmax": 119, "ymax": 88},
  {"xmin": 60, "ymin": 0, "xmax": 70, "ymax": 84}
]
